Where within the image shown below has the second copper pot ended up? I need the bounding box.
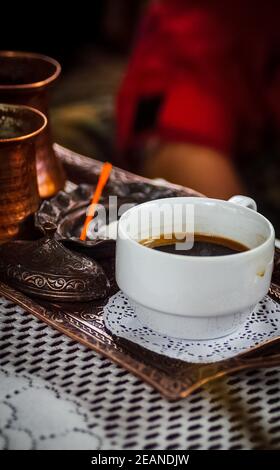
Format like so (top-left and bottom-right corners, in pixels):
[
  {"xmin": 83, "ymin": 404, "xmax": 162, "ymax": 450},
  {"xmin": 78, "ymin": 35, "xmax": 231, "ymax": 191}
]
[{"xmin": 0, "ymin": 50, "xmax": 65, "ymax": 198}]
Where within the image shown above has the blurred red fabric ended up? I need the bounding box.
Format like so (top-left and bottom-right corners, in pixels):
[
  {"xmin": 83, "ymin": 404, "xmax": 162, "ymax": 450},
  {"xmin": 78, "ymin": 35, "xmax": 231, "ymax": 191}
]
[{"xmin": 117, "ymin": 0, "xmax": 280, "ymax": 159}]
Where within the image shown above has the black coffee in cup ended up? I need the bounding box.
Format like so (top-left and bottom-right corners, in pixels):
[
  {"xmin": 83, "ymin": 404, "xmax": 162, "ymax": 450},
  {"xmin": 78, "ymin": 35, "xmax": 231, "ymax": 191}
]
[{"xmin": 140, "ymin": 233, "xmax": 249, "ymax": 256}]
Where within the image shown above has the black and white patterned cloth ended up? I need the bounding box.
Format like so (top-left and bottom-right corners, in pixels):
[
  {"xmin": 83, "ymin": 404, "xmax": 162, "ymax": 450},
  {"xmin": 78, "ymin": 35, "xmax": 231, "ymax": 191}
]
[
  {"xmin": 1, "ymin": 296, "xmax": 280, "ymax": 450},
  {"xmin": 0, "ymin": 368, "xmax": 101, "ymax": 450}
]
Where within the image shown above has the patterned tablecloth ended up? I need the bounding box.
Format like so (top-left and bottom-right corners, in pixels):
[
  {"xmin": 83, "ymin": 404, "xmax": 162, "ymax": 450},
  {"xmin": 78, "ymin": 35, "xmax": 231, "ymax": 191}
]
[{"xmin": 1, "ymin": 296, "xmax": 280, "ymax": 450}]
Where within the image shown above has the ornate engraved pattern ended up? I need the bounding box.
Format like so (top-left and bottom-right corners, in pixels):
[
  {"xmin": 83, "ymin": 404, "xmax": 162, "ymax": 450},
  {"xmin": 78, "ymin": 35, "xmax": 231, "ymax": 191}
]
[
  {"xmin": 0, "ymin": 147, "xmax": 279, "ymax": 400},
  {"xmin": 1, "ymin": 268, "xmax": 280, "ymax": 400},
  {"xmin": 0, "ymin": 233, "xmax": 110, "ymax": 302},
  {"xmin": 5, "ymin": 265, "xmax": 96, "ymax": 295}
]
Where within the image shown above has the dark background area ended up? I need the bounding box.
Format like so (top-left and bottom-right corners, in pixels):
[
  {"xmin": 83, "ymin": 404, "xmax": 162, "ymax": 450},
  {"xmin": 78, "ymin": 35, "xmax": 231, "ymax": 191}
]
[
  {"xmin": 1, "ymin": 2, "xmax": 145, "ymax": 66},
  {"xmin": 0, "ymin": 2, "xmax": 147, "ymax": 161}
]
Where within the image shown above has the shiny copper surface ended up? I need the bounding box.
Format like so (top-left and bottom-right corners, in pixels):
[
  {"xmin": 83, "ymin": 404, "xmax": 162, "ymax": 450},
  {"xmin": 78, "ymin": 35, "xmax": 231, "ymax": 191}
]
[
  {"xmin": 0, "ymin": 104, "xmax": 46, "ymax": 243},
  {"xmin": 0, "ymin": 145, "xmax": 279, "ymax": 400},
  {"xmin": 0, "ymin": 261, "xmax": 279, "ymax": 401},
  {"xmin": 0, "ymin": 51, "xmax": 65, "ymax": 198}
]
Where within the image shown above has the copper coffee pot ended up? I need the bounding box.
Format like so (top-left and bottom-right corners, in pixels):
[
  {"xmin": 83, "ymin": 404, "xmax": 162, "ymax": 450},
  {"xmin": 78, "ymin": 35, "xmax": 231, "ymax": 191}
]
[
  {"xmin": 0, "ymin": 51, "xmax": 65, "ymax": 198},
  {"xmin": 0, "ymin": 103, "xmax": 46, "ymax": 243}
]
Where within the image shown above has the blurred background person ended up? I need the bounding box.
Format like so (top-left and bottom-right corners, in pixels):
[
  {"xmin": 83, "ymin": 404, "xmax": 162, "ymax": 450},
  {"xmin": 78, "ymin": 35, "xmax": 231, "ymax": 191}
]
[{"xmin": 117, "ymin": 0, "xmax": 280, "ymax": 205}]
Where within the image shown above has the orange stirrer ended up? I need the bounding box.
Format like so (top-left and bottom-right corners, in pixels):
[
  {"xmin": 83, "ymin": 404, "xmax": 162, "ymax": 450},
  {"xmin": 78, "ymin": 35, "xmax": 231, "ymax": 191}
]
[{"xmin": 80, "ymin": 162, "xmax": 112, "ymax": 241}]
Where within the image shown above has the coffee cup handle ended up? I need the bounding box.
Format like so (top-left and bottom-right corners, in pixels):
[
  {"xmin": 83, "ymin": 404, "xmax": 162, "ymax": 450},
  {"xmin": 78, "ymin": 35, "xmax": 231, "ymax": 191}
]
[{"xmin": 228, "ymin": 195, "xmax": 257, "ymax": 211}]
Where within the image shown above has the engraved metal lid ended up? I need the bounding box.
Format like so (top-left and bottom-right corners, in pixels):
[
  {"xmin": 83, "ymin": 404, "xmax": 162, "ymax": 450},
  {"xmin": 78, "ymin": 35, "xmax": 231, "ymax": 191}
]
[{"xmin": 0, "ymin": 222, "xmax": 110, "ymax": 302}]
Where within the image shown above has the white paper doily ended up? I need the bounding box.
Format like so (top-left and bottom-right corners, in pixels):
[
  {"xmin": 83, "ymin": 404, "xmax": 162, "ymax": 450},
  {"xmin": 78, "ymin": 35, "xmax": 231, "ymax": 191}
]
[{"xmin": 104, "ymin": 292, "xmax": 280, "ymax": 363}]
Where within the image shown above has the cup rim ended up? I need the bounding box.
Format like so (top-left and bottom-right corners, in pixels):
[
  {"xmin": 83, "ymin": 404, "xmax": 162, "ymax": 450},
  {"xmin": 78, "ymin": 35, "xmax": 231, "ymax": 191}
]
[
  {"xmin": 118, "ymin": 196, "xmax": 275, "ymax": 261},
  {"xmin": 0, "ymin": 50, "xmax": 61, "ymax": 90},
  {"xmin": 0, "ymin": 104, "xmax": 47, "ymax": 143}
]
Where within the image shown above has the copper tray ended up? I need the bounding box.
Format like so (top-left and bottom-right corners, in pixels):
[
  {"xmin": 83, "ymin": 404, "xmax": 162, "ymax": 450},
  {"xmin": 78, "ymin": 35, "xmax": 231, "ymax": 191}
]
[{"xmin": 0, "ymin": 143, "xmax": 279, "ymax": 401}]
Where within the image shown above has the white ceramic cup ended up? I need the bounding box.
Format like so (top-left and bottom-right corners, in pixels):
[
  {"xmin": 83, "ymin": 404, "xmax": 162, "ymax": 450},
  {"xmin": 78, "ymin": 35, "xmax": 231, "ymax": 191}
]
[{"xmin": 116, "ymin": 196, "xmax": 275, "ymax": 340}]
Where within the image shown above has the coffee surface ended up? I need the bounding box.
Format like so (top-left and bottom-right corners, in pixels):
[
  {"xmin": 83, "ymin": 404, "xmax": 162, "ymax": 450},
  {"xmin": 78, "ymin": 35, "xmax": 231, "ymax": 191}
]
[{"xmin": 140, "ymin": 233, "xmax": 248, "ymax": 256}]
